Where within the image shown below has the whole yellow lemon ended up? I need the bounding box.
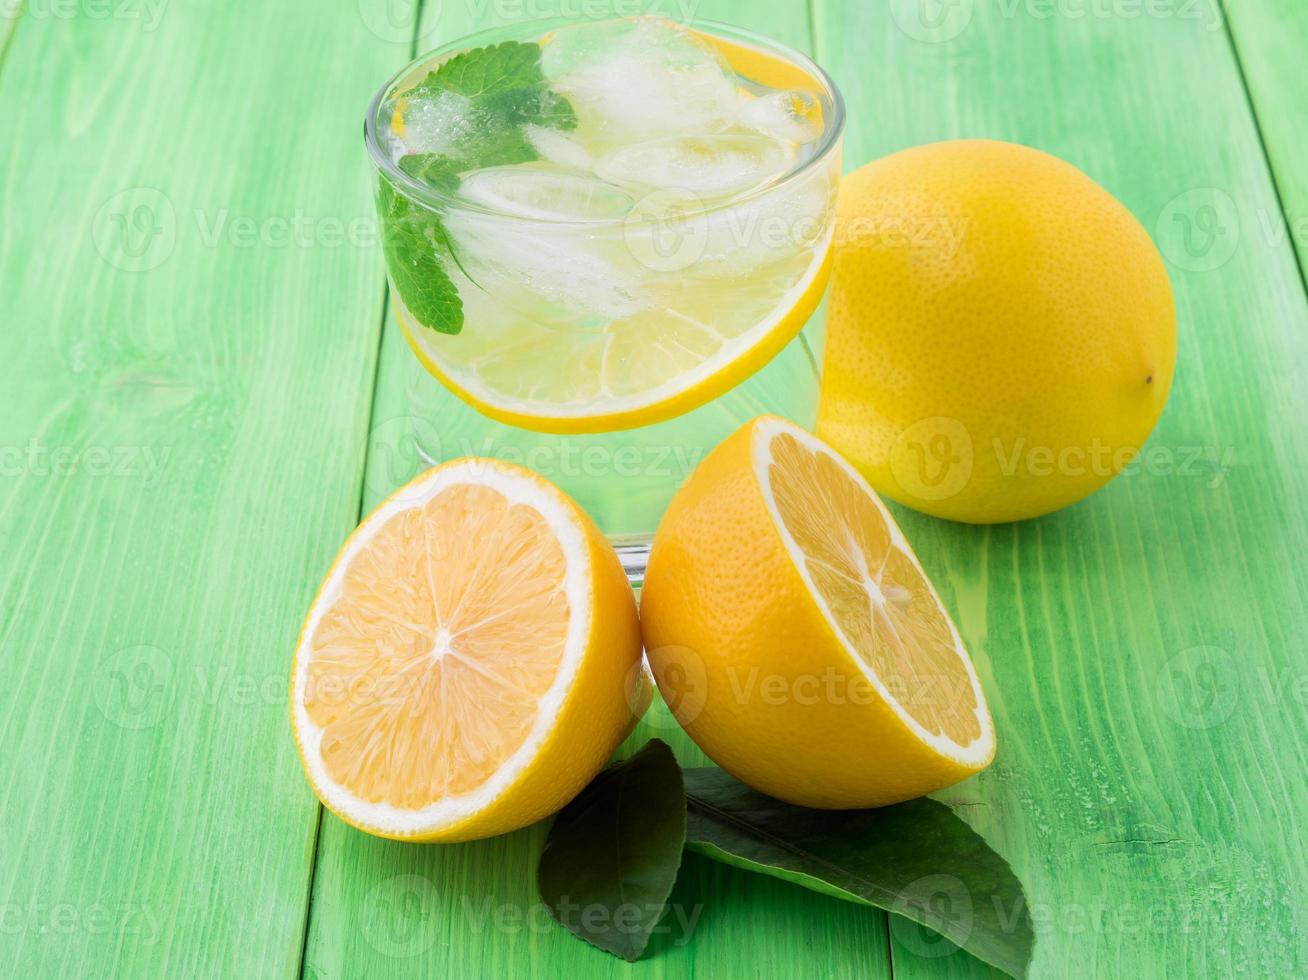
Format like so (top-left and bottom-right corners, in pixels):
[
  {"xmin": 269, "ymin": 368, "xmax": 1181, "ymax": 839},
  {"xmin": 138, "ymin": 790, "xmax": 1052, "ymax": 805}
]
[{"xmin": 817, "ymin": 140, "xmax": 1176, "ymax": 523}]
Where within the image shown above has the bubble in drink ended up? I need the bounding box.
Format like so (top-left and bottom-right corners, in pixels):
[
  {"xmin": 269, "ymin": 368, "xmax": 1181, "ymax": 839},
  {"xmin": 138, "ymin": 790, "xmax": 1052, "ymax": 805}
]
[{"xmin": 396, "ymin": 89, "xmax": 482, "ymax": 157}]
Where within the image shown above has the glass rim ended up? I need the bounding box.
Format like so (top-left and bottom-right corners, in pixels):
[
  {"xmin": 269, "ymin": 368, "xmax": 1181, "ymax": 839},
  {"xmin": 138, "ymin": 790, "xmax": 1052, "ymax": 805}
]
[{"xmin": 363, "ymin": 15, "xmax": 847, "ymax": 225}]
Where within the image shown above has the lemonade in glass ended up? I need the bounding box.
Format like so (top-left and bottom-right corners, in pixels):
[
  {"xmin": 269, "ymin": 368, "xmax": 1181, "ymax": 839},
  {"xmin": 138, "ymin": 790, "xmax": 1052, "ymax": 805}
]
[{"xmin": 365, "ymin": 15, "xmax": 844, "ymax": 578}]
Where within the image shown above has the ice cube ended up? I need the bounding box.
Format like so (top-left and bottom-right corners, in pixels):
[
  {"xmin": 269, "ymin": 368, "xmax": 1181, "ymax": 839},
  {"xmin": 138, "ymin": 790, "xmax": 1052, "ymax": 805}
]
[
  {"xmin": 446, "ymin": 174, "xmax": 647, "ymax": 325},
  {"xmin": 457, "ymin": 164, "xmax": 635, "ymax": 221},
  {"xmin": 523, "ymin": 124, "xmax": 595, "ymax": 171},
  {"xmin": 696, "ymin": 164, "xmax": 836, "ymax": 273},
  {"xmin": 594, "ymin": 134, "xmax": 798, "ymax": 202},
  {"xmin": 394, "ymin": 89, "xmax": 483, "ymax": 157},
  {"xmin": 541, "ymin": 16, "xmax": 739, "ymax": 146},
  {"xmin": 624, "ymin": 158, "xmax": 836, "ymax": 277},
  {"xmin": 738, "ymin": 91, "xmax": 823, "ymax": 144}
]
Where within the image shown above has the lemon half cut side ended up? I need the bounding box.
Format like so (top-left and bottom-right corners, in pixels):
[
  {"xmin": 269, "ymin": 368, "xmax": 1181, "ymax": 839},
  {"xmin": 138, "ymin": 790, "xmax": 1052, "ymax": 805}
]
[
  {"xmin": 642, "ymin": 416, "xmax": 995, "ymax": 809},
  {"xmin": 290, "ymin": 458, "xmax": 643, "ymax": 842}
]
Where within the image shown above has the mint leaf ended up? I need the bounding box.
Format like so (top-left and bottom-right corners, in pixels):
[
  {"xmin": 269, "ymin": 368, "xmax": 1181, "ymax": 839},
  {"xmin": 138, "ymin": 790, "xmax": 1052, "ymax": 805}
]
[
  {"xmin": 396, "ymin": 154, "xmax": 461, "ymax": 192},
  {"xmin": 379, "ymin": 41, "xmax": 576, "ymax": 335},
  {"xmin": 683, "ymin": 767, "xmax": 1034, "ymax": 978},
  {"xmin": 379, "ymin": 176, "xmax": 462, "ymax": 335},
  {"xmin": 452, "ymin": 126, "xmax": 536, "ymax": 172},
  {"xmin": 409, "ymin": 41, "xmax": 577, "ymax": 132},
  {"xmin": 537, "ymin": 740, "xmax": 686, "ymax": 962},
  {"xmin": 533, "ymin": 86, "xmax": 576, "ymax": 130}
]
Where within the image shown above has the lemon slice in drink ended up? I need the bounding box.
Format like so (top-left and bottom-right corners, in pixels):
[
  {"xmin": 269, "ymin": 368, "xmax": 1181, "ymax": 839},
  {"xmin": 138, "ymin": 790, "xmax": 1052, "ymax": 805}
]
[
  {"xmin": 398, "ymin": 224, "xmax": 833, "ymax": 435},
  {"xmin": 641, "ymin": 416, "xmax": 996, "ymax": 808},
  {"xmin": 290, "ymin": 458, "xmax": 645, "ymax": 842}
]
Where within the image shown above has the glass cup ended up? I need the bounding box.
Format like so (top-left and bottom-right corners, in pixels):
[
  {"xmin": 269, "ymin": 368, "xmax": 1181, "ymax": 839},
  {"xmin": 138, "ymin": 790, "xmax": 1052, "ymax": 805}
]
[{"xmin": 365, "ymin": 16, "xmax": 845, "ymax": 582}]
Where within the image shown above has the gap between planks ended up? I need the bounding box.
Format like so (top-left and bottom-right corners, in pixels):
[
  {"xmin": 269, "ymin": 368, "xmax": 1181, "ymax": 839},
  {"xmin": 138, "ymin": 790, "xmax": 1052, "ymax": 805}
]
[
  {"xmin": 1219, "ymin": 13, "xmax": 1308, "ymax": 302},
  {"xmin": 293, "ymin": 0, "xmax": 428, "ymax": 972}
]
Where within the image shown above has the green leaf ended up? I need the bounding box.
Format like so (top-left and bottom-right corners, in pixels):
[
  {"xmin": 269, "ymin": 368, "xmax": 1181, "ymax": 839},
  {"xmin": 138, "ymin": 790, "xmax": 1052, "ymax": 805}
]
[
  {"xmin": 532, "ymin": 86, "xmax": 577, "ymax": 130},
  {"xmin": 396, "ymin": 154, "xmax": 461, "ymax": 193},
  {"xmin": 538, "ymin": 740, "xmax": 687, "ymax": 962},
  {"xmin": 378, "ymin": 176, "xmax": 462, "ymax": 335},
  {"xmin": 409, "ymin": 41, "xmax": 576, "ymax": 131},
  {"xmin": 378, "ymin": 41, "xmax": 577, "ymax": 335},
  {"xmin": 684, "ymin": 767, "xmax": 1034, "ymax": 979},
  {"xmin": 453, "ymin": 126, "xmax": 537, "ymax": 173}
]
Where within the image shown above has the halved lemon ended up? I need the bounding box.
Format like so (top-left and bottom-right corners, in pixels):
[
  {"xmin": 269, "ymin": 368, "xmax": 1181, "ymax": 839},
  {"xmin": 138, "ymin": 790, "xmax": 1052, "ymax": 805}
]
[
  {"xmin": 290, "ymin": 458, "xmax": 645, "ymax": 841},
  {"xmin": 641, "ymin": 416, "xmax": 996, "ymax": 808}
]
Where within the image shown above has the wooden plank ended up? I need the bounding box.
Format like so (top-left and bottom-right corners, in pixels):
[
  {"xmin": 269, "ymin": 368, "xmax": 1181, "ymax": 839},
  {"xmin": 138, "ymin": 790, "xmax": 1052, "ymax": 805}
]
[
  {"xmin": 299, "ymin": 4, "xmax": 896, "ymax": 979},
  {"xmin": 0, "ymin": 3, "xmax": 404, "ymax": 976},
  {"xmin": 810, "ymin": 0, "xmax": 1308, "ymax": 977},
  {"xmin": 1225, "ymin": 0, "xmax": 1308, "ymax": 280}
]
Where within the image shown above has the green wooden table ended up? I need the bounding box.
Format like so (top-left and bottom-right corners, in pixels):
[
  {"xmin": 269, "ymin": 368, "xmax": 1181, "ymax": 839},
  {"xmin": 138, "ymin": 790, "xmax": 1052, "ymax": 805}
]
[{"xmin": 3, "ymin": 0, "xmax": 1306, "ymax": 976}]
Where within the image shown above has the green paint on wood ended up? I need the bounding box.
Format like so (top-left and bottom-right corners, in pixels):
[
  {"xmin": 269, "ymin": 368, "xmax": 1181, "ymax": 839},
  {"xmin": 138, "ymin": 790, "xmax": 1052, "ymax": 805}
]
[
  {"xmin": 298, "ymin": 3, "xmax": 897, "ymax": 980},
  {"xmin": 1226, "ymin": 0, "xmax": 1308, "ymax": 282},
  {"xmin": 812, "ymin": 0, "xmax": 1308, "ymax": 976},
  {"xmin": 4, "ymin": 0, "xmax": 1307, "ymax": 978},
  {"xmin": 0, "ymin": 3, "xmax": 401, "ymax": 976}
]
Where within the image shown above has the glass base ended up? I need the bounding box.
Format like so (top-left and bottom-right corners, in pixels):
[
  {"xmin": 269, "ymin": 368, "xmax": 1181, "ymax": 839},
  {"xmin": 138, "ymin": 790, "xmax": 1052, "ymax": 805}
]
[
  {"xmin": 397, "ymin": 300, "xmax": 825, "ymax": 596},
  {"xmin": 419, "ymin": 432, "xmax": 653, "ymax": 587},
  {"xmin": 610, "ymin": 537, "xmax": 652, "ymax": 590},
  {"xmin": 402, "ymin": 311, "xmax": 822, "ymax": 536}
]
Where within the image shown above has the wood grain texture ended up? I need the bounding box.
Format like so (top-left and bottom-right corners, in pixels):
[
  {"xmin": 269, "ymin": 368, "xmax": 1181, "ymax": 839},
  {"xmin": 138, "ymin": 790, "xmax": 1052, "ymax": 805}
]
[
  {"xmin": 0, "ymin": 2, "xmax": 402, "ymax": 975},
  {"xmin": 1225, "ymin": 0, "xmax": 1308, "ymax": 278},
  {"xmin": 811, "ymin": 0, "xmax": 1308, "ymax": 976},
  {"xmin": 4, "ymin": 0, "xmax": 1306, "ymax": 978},
  {"xmin": 298, "ymin": 4, "xmax": 895, "ymax": 980}
]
